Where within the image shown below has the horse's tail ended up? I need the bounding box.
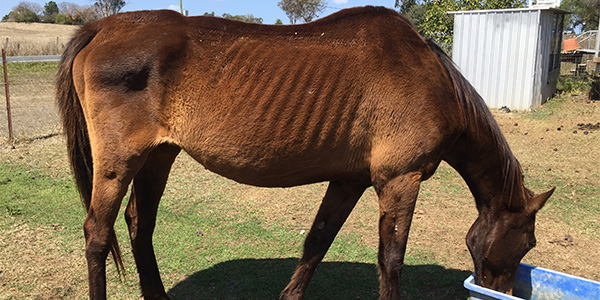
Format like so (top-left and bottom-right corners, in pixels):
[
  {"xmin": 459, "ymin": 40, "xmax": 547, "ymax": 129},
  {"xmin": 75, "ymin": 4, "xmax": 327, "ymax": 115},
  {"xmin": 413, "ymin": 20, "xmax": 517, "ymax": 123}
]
[{"xmin": 56, "ymin": 23, "xmax": 125, "ymax": 275}]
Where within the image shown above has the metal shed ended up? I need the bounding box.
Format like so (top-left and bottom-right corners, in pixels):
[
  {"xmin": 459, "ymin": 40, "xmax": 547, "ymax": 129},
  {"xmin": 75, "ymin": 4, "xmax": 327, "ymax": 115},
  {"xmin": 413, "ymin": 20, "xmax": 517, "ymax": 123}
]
[{"xmin": 450, "ymin": 8, "xmax": 569, "ymax": 110}]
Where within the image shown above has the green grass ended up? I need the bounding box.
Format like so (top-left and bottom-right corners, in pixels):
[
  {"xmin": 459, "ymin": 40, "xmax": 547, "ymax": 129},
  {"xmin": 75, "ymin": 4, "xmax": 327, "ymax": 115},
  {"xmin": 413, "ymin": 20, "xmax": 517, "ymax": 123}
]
[
  {"xmin": 526, "ymin": 173, "xmax": 600, "ymax": 239},
  {"xmin": 522, "ymin": 96, "xmax": 566, "ymax": 120},
  {"xmin": 0, "ymin": 162, "xmax": 83, "ymax": 234},
  {"xmin": 5, "ymin": 61, "xmax": 59, "ymax": 76},
  {"xmin": 0, "ymin": 160, "xmax": 471, "ymax": 299}
]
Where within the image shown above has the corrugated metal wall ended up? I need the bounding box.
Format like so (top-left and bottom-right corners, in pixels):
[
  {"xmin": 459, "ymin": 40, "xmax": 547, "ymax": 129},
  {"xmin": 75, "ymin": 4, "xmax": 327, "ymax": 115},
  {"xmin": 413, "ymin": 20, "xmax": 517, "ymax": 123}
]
[
  {"xmin": 539, "ymin": 10, "xmax": 563, "ymax": 106},
  {"xmin": 451, "ymin": 8, "xmax": 566, "ymax": 110}
]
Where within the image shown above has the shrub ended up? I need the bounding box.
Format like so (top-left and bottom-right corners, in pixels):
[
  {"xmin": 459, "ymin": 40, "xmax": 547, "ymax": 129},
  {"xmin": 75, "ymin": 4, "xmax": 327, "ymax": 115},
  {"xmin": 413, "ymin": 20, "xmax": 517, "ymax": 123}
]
[
  {"xmin": 557, "ymin": 75, "xmax": 591, "ymax": 94},
  {"xmin": 55, "ymin": 13, "xmax": 73, "ymax": 25},
  {"xmin": 3, "ymin": 8, "xmax": 40, "ymax": 23}
]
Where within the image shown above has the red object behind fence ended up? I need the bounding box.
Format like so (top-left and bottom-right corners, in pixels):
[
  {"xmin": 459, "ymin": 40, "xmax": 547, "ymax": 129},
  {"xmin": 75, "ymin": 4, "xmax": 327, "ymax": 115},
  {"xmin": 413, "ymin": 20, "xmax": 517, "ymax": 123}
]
[{"xmin": 563, "ymin": 38, "xmax": 580, "ymax": 53}]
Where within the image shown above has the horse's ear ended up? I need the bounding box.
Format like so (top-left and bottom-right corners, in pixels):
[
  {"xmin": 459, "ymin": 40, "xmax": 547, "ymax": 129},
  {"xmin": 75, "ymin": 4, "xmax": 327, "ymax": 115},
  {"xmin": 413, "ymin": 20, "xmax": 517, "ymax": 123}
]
[{"xmin": 528, "ymin": 187, "xmax": 555, "ymax": 214}]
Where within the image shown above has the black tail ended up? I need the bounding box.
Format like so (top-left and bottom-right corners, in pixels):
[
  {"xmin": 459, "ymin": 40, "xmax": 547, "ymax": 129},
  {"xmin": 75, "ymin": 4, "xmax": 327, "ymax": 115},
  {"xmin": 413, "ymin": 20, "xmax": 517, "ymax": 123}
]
[{"xmin": 56, "ymin": 23, "xmax": 125, "ymax": 275}]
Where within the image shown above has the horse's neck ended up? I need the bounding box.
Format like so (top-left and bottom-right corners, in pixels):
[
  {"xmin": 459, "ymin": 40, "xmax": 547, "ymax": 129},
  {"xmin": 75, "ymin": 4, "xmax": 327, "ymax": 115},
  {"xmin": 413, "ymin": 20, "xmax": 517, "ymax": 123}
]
[{"xmin": 445, "ymin": 116, "xmax": 524, "ymax": 212}]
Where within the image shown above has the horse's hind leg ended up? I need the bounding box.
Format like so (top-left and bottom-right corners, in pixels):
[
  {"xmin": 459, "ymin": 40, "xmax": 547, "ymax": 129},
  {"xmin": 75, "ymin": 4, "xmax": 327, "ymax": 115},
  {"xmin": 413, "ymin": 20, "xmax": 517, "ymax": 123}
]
[
  {"xmin": 280, "ymin": 181, "xmax": 367, "ymax": 300},
  {"xmin": 125, "ymin": 144, "xmax": 180, "ymax": 300},
  {"xmin": 85, "ymin": 148, "xmax": 148, "ymax": 299}
]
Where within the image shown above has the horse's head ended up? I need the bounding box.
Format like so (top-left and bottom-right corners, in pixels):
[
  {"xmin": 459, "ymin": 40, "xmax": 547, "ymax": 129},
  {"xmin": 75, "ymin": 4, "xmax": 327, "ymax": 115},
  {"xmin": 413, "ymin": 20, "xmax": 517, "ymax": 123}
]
[{"xmin": 466, "ymin": 187, "xmax": 554, "ymax": 293}]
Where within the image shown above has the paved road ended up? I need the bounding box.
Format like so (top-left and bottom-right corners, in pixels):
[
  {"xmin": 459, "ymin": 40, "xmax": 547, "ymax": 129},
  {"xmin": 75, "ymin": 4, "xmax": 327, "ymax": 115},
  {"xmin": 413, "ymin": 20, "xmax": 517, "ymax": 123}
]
[{"xmin": 6, "ymin": 55, "xmax": 61, "ymax": 63}]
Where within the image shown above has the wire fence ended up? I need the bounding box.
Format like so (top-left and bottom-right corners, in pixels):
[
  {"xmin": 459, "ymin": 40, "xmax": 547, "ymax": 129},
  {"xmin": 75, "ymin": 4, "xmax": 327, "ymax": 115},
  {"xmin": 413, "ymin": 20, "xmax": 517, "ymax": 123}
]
[
  {"xmin": 1, "ymin": 59, "xmax": 61, "ymax": 141},
  {"xmin": 560, "ymin": 31, "xmax": 598, "ymax": 78}
]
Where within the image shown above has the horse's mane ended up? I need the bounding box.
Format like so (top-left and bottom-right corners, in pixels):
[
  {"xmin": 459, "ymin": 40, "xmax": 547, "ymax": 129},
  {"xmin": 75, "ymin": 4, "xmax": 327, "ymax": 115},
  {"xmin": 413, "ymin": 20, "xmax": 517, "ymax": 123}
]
[{"xmin": 427, "ymin": 41, "xmax": 524, "ymax": 211}]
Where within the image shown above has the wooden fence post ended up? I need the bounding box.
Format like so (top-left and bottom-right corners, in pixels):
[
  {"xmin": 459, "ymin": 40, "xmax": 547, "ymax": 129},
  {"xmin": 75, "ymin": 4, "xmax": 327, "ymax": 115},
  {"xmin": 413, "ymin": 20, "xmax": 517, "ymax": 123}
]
[{"xmin": 2, "ymin": 48, "xmax": 14, "ymax": 140}]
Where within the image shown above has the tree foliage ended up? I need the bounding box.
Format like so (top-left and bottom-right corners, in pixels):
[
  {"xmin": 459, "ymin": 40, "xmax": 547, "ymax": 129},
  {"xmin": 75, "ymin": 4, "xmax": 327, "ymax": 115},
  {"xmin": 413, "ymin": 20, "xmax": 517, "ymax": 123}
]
[
  {"xmin": 42, "ymin": 1, "xmax": 59, "ymax": 23},
  {"xmin": 395, "ymin": 0, "xmax": 526, "ymax": 45},
  {"xmin": 203, "ymin": 12, "xmax": 264, "ymax": 24},
  {"xmin": 1, "ymin": 1, "xmax": 101, "ymax": 24},
  {"xmin": 94, "ymin": 0, "xmax": 126, "ymax": 18},
  {"xmin": 44, "ymin": 1, "xmax": 59, "ymax": 16},
  {"xmin": 277, "ymin": 0, "xmax": 326, "ymax": 24},
  {"xmin": 222, "ymin": 13, "xmax": 263, "ymax": 24},
  {"xmin": 2, "ymin": 2, "xmax": 42, "ymax": 22},
  {"xmin": 55, "ymin": 2, "xmax": 100, "ymax": 24},
  {"xmin": 560, "ymin": 0, "xmax": 599, "ymax": 31}
]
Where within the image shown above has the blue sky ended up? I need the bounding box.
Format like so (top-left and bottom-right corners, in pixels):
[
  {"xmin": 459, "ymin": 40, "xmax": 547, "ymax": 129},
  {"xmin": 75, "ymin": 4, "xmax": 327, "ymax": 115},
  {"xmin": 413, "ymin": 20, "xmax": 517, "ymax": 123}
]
[{"xmin": 1, "ymin": 1, "xmax": 398, "ymax": 25}]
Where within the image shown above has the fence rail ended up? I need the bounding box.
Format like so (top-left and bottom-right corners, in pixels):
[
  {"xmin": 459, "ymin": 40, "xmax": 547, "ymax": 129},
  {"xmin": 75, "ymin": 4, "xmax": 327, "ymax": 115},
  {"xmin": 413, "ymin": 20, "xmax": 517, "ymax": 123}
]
[{"xmin": 6, "ymin": 55, "xmax": 61, "ymax": 63}]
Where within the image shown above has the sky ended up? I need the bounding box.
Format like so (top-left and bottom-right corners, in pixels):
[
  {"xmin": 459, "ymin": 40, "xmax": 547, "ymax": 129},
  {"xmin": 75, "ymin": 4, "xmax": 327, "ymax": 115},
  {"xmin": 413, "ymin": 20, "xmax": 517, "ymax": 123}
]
[{"xmin": 0, "ymin": 0, "xmax": 398, "ymax": 25}]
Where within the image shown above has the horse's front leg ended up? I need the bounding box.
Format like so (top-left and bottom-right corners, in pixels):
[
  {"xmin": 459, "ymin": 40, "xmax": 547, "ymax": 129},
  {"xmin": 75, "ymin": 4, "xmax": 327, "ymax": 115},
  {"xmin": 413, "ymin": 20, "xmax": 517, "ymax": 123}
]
[
  {"xmin": 280, "ymin": 181, "xmax": 367, "ymax": 300},
  {"xmin": 375, "ymin": 172, "xmax": 422, "ymax": 300}
]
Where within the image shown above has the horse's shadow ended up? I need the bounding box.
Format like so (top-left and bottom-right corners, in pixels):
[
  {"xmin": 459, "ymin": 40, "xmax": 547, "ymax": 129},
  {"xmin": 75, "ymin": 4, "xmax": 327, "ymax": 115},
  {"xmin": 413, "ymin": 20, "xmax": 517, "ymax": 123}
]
[{"xmin": 167, "ymin": 258, "xmax": 471, "ymax": 299}]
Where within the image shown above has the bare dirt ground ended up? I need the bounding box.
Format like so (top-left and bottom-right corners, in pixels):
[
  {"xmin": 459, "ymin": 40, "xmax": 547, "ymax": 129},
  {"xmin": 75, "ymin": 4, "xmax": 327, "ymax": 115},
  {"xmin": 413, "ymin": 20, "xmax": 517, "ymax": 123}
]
[{"xmin": 490, "ymin": 95, "xmax": 600, "ymax": 280}]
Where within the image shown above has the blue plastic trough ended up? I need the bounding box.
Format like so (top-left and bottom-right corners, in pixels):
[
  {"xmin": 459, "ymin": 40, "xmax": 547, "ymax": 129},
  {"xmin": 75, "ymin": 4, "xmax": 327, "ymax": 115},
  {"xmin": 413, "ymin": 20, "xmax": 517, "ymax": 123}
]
[{"xmin": 464, "ymin": 263, "xmax": 600, "ymax": 300}]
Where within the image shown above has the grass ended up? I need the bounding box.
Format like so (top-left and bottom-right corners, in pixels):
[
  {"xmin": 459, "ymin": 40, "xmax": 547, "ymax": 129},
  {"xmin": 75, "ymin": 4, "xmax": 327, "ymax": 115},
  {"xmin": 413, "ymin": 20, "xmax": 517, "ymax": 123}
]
[
  {"xmin": 1, "ymin": 61, "xmax": 599, "ymax": 300},
  {"xmin": 0, "ymin": 61, "xmax": 60, "ymax": 140},
  {"xmin": 522, "ymin": 95, "xmax": 567, "ymax": 121},
  {"xmin": 513, "ymin": 92, "xmax": 600, "ymax": 238},
  {"xmin": 556, "ymin": 75, "xmax": 593, "ymax": 95},
  {"xmin": 0, "ymin": 157, "xmax": 470, "ymax": 299},
  {"xmin": 0, "ymin": 22, "xmax": 78, "ymax": 56},
  {"xmin": 5, "ymin": 61, "xmax": 59, "ymax": 75}
]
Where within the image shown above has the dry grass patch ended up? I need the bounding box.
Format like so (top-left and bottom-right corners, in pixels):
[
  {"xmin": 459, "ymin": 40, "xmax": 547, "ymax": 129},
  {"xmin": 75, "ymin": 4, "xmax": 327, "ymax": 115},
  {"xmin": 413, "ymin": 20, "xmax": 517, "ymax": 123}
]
[
  {"xmin": 0, "ymin": 22, "xmax": 78, "ymax": 56},
  {"xmin": 0, "ymin": 62, "xmax": 61, "ymax": 140},
  {"xmin": 0, "ymin": 62, "xmax": 598, "ymax": 298},
  {"xmin": 0, "ymin": 216, "xmax": 88, "ymax": 299}
]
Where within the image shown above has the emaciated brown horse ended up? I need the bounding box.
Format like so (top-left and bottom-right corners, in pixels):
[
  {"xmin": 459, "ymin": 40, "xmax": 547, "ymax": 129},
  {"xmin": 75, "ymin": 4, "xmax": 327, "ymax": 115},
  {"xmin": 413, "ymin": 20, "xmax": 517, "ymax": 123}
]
[{"xmin": 56, "ymin": 6, "xmax": 554, "ymax": 300}]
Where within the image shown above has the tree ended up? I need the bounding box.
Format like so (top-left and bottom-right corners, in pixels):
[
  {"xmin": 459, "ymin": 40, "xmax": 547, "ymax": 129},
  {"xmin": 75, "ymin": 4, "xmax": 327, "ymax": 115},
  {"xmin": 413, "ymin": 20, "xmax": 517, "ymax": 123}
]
[
  {"xmin": 55, "ymin": 2, "xmax": 100, "ymax": 24},
  {"xmin": 18, "ymin": 2, "xmax": 43, "ymax": 15},
  {"xmin": 396, "ymin": 0, "xmax": 418, "ymax": 14},
  {"xmin": 42, "ymin": 1, "xmax": 59, "ymax": 23},
  {"xmin": 95, "ymin": 0, "xmax": 126, "ymax": 18},
  {"xmin": 395, "ymin": 0, "xmax": 426, "ymax": 28},
  {"xmin": 277, "ymin": 0, "xmax": 326, "ymax": 24},
  {"xmin": 58, "ymin": 2, "xmax": 82, "ymax": 17},
  {"xmin": 55, "ymin": 13, "xmax": 72, "ymax": 24},
  {"xmin": 203, "ymin": 12, "xmax": 264, "ymax": 23},
  {"xmin": 275, "ymin": 18, "xmax": 284, "ymax": 25},
  {"xmin": 404, "ymin": 0, "xmax": 526, "ymax": 46},
  {"xmin": 77, "ymin": 6, "xmax": 102, "ymax": 24},
  {"xmin": 221, "ymin": 13, "xmax": 263, "ymax": 23},
  {"xmin": 2, "ymin": 2, "xmax": 42, "ymax": 22},
  {"xmin": 44, "ymin": 1, "xmax": 59, "ymax": 16},
  {"xmin": 560, "ymin": 0, "xmax": 599, "ymax": 32}
]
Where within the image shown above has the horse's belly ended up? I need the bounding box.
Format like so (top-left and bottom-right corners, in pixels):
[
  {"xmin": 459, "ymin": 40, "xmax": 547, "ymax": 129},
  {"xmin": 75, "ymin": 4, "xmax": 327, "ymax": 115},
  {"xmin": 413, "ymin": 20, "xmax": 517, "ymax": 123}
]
[{"xmin": 182, "ymin": 140, "xmax": 369, "ymax": 187}]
